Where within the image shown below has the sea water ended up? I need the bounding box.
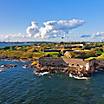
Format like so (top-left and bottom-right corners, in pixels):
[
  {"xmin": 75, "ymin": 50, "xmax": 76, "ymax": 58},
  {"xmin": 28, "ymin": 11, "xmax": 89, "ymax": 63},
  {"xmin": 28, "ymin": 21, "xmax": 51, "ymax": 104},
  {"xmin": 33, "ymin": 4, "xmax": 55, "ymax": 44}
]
[
  {"xmin": 0, "ymin": 42, "xmax": 104, "ymax": 104},
  {"xmin": 0, "ymin": 60, "xmax": 104, "ymax": 104}
]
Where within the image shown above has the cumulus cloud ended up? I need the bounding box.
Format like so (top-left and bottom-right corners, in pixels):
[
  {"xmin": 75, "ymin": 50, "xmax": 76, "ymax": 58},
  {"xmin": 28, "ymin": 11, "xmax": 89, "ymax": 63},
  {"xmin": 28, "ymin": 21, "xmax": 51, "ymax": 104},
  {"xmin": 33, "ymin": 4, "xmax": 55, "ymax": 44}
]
[
  {"xmin": 0, "ymin": 19, "xmax": 85, "ymax": 42},
  {"xmin": 26, "ymin": 21, "xmax": 39, "ymax": 37},
  {"xmin": 26, "ymin": 19, "xmax": 85, "ymax": 39}
]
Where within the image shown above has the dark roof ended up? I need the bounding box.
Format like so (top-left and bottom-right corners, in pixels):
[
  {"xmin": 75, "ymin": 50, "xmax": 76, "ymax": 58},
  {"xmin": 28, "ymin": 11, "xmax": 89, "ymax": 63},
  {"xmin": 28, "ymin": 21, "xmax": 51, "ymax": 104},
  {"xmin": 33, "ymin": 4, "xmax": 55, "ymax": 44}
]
[{"xmin": 43, "ymin": 49, "xmax": 60, "ymax": 52}]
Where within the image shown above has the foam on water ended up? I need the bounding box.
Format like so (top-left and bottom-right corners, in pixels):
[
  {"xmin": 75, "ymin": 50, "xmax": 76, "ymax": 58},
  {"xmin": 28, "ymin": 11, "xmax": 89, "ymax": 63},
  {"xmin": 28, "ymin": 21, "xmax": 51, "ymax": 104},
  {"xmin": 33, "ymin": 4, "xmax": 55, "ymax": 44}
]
[
  {"xmin": 69, "ymin": 73, "xmax": 89, "ymax": 80},
  {"xmin": 34, "ymin": 71, "xmax": 49, "ymax": 76}
]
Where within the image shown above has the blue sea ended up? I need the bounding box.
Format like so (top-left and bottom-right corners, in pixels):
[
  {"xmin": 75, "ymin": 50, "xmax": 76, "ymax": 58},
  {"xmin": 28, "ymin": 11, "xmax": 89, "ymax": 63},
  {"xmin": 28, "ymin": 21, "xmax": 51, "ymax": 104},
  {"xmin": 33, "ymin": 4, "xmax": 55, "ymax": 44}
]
[
  {"xmin": 0, "ymin": 42, "xmax": 104, "ymax": 104},
  {"xmin": 0, "ymin": 42, "xmax": 34, "ymax": 48}
]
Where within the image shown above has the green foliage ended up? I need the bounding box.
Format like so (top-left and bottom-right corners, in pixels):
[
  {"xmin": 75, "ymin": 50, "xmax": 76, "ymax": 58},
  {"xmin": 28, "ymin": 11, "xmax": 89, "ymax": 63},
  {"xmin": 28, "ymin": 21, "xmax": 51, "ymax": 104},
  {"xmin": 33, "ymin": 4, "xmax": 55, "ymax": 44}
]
[
  {"xmin": 0, "ymin": 42, "xmax": 104, "ymax": 60},
  {"xmin": 44, "ymin": 52, "xmax": 60, "ymax": 58},
  {"xmin": 96, "ymin": 49, "xmax": 103, "ymax": 56},
  {"xmin": 96, "ymin": 54, "xmax": 104, "ymax": 60},
  {"xmin": 85, "ymin": 57, "xmax": 96, "ymax": 61}
]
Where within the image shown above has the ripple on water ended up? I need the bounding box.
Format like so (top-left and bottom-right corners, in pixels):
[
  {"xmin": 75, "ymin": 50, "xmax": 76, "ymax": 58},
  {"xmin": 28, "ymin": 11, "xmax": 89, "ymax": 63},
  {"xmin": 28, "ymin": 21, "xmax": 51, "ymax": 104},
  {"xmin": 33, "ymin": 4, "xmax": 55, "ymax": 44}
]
[{"xmin": 0, "ymin": 61, "xmax": 104, "ymax": 104}]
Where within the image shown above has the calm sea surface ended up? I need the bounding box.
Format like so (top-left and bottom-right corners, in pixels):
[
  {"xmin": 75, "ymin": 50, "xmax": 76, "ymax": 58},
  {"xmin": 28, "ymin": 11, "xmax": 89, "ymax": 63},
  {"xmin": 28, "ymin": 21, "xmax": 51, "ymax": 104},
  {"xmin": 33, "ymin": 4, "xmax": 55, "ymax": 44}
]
[
  {"xmin": 0, "ymin": 43, "xmax": 104, "ymax": 104},
  {"xmin": 0, "ymin": 42, "xmax": 34, "ymax": 48}
]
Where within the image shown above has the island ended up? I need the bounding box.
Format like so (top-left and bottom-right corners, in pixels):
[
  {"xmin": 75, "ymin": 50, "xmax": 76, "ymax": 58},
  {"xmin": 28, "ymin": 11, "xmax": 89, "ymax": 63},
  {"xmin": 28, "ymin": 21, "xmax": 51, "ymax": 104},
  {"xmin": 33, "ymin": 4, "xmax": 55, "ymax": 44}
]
[{"xmin": 0, "ymin": 42, "xmax": 104, "ymax": 79}]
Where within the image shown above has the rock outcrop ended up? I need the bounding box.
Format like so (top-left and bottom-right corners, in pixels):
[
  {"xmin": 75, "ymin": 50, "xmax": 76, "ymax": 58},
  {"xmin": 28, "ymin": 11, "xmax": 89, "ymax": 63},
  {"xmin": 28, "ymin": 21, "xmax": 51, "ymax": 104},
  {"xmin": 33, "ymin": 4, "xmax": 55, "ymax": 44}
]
[{"xmin": 32, "ymin": 57, "xmax": 104, "ymax": 78}]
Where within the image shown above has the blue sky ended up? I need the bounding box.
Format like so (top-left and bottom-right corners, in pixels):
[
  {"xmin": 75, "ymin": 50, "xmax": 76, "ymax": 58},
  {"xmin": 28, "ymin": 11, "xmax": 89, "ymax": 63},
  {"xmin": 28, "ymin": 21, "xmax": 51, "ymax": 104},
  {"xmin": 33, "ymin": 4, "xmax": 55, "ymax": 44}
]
[{"xmin": 0, "ymin": 0, "xmax": 104, "ymax": 41}]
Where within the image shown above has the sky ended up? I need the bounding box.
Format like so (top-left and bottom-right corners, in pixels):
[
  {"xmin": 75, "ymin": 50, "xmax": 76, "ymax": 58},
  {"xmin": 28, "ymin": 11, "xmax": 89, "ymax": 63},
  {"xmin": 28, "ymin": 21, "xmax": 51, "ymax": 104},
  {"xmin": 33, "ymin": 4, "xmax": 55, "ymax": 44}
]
[{"xmin": 0, "ymin": 0, "xmax": 104, "ymax": 42}]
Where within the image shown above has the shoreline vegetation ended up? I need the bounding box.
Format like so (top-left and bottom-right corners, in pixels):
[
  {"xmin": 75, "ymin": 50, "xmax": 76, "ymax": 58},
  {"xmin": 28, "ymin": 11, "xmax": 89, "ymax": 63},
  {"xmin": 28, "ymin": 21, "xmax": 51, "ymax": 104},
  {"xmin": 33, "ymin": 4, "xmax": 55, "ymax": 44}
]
[{"xmin": 0, "ymin": 42, "xmax": 104, "ymax": 79}]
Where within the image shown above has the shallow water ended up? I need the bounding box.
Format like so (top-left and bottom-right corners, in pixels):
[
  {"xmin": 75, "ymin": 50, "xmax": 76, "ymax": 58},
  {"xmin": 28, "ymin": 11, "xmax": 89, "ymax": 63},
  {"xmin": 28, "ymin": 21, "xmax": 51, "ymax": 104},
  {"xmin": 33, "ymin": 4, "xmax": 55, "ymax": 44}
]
[{"xmin": 0, "ymin": 60, "xmax": 104, "ymax": 104}]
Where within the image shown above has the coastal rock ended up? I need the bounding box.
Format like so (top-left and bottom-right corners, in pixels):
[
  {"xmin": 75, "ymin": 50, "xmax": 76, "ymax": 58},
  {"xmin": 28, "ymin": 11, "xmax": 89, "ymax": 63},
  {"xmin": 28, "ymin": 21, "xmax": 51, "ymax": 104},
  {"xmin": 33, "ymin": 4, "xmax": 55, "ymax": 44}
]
[{"xmin": 33, "ymin": 57, "xmax": 104, "ymax": 79}]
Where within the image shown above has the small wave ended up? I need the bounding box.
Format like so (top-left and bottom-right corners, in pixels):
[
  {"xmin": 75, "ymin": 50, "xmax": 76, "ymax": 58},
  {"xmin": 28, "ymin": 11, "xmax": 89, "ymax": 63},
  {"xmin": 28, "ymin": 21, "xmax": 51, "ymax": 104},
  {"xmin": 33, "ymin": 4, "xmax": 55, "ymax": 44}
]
[
  {"xmin": 69, "ymin": 73, "xmax": 89, "ymax": 80},
  {"xmin": 34, "ymin": 71, "xmax": 49, "ymax": 76}
]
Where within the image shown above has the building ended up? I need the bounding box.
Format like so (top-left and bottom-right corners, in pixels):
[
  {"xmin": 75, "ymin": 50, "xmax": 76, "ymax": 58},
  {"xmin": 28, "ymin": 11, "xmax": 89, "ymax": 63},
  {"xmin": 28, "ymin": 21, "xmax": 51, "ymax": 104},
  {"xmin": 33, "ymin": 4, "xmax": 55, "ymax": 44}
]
[
  {"xmin": 39, "ymin": 57, "xmax": 68, "ymax": 67},
  {"xmin": 35, "ymin": 56, "xmax": 104, "ymax": 77}
]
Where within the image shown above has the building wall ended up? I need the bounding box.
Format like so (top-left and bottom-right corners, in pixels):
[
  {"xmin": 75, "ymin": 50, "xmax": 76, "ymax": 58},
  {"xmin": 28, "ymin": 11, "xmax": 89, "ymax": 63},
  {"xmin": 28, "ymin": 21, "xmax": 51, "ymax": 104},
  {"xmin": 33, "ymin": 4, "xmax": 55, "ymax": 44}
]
[
  {"xmin": 39, "ymin": 57, "xmax": 68, "ymax": 67},
  {"xmin": 38, "ymin": 57, "xmax": 104, "ymax": 76}
]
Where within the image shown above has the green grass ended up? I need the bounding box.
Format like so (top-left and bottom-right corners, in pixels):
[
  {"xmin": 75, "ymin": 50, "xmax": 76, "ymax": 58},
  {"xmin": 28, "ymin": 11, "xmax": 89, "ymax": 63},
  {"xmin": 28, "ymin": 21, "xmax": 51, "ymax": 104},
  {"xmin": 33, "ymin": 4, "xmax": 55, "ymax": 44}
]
[
  {"xmin": 44, "ymin": 52, "xmax": 60, "ymax": 57},
  {"xmin": 85, "ymin": 57, "xmax": 96, "ymax": 61}
]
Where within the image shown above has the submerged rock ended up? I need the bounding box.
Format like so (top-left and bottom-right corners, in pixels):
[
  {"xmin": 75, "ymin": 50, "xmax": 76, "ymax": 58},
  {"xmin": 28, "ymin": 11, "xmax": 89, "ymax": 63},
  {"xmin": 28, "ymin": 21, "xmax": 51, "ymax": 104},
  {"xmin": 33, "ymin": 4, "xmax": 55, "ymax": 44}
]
[
  {"xmin": 0, "ymin": 64, "xmax": 17, "ymax": 72},
  {"xmin": 22, "ymin": 64, "xmax": 32, "ymax": 69}
]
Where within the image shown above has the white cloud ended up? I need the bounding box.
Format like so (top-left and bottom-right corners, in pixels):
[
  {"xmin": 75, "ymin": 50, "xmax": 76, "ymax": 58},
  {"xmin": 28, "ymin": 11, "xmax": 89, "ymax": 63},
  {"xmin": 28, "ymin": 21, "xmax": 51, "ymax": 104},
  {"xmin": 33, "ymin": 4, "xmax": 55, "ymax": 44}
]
[
  {"xmin": 80, "ymin": 32, "xmax": 104, "ymax": 42},
  {"xmin": 94, "ymin": 32, "xmax": 104, "ymax": 37},
  {"xmin": 26, "ymin": 19, "xmax": 85, "ymax": 39},
  {"xmin": 0, "ymin": 19, "xmax": 85, "ymax": 42},
  {"xmin": 92, "ymin": 32, "xmax": 104, "ymax": 42},
  {"xmin": 26, "ymin": 21, "xmax": 39, "ymax": 37},
  {"xmin": 0, "ymin": 33, "xmax": 35, "ymax": 42}
]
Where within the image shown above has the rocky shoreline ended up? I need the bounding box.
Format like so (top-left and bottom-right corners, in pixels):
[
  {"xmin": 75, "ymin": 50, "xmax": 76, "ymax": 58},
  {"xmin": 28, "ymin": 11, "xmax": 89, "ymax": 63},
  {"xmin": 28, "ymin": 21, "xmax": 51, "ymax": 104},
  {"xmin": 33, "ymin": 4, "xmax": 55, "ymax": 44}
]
[
  {"xmin": 1, "ymin": 57, "xmax": 104, "ymax": 80},
  {"xmin": 32, "ymin": 57, "xmax": 104, "ymax": 79},
  {"xmin": 0, "ymin": 58, "xmax": 32, "ymax": 72},
  {"xmin": 33, "ymin": 65, "xmax": 91, "ymax": 79}
]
